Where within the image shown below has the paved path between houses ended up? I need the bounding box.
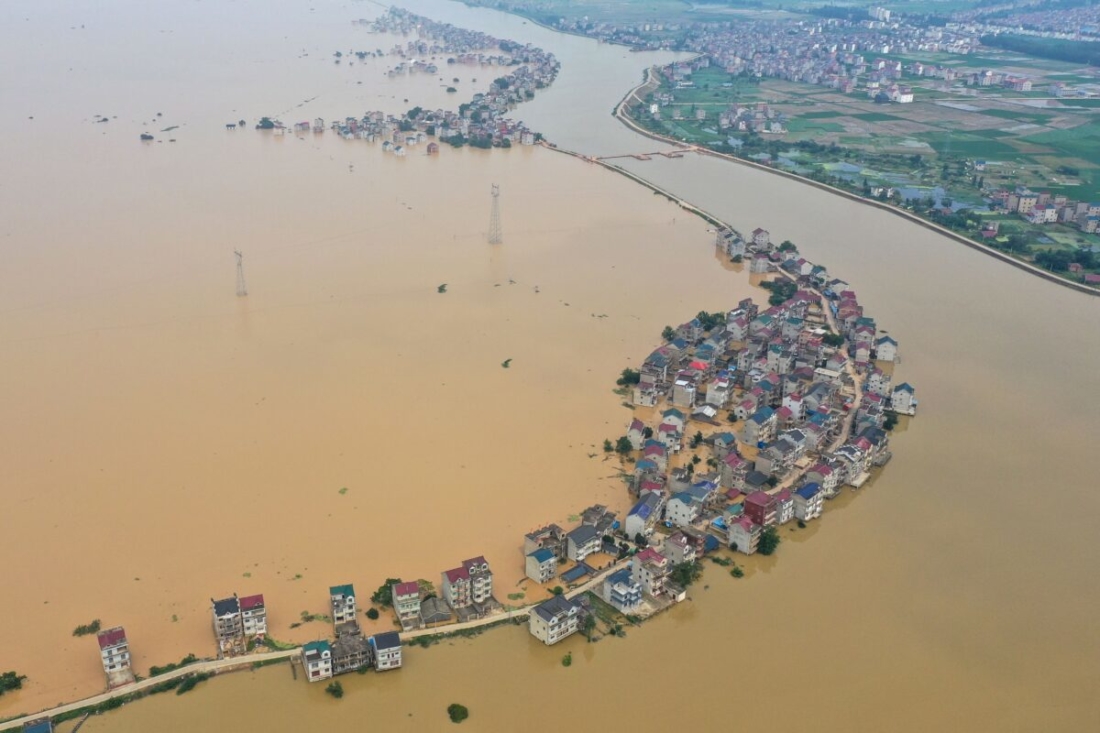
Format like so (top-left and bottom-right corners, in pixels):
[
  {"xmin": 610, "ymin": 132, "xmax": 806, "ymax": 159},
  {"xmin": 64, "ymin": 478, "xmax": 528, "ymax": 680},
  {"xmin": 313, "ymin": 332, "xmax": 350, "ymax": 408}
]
[
  {"xmin": 0, "ymin": 649, "xmax": 299, "ymax": 732},
  {"xmin": 0, "ymin": 563, "xmax": 625, "ymax": 732}
]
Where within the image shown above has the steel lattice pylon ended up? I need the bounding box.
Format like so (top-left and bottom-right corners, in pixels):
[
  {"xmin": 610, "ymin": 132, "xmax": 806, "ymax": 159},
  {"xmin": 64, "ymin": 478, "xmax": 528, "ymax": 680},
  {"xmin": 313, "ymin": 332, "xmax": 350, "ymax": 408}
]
[
  {"xmin": 487, "ymin": 183, "xmax": 502, "ymax": 245},
  {"xmin": 235, "ymin": 250, "xmax": 248, "ymax": 297}
]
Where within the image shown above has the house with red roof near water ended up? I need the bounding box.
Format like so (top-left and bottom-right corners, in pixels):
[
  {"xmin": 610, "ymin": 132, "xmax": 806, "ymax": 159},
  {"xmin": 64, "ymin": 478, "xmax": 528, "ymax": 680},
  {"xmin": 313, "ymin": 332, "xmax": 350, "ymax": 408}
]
[
  {"xmin": 744, "ymin": 490, "xmax": 778, "ymax": 527},
  {"xmin": 391, "ymin": 581, "xmax": 422, "ymax": 630},
  {"xmin": 441, "ymin": 566, "xmax": 472, "ymax": 609},
  {"xmin": 631, "ymin": 547, "xmax": 670, "ymax": 597},
  {"xmin": 96, "ymin": 626, "xmax": 134, "ymax": 687},
  {"xmin": 728, "ymin": 516, "xmax": 761, "ymax": 555},
  {"xmin": 239, "ymin": 593, "xmax": 267, "ymax": 639},
  {"xmin": 775, "ymin": 488, "xmax": 794, "ymax": 525}
]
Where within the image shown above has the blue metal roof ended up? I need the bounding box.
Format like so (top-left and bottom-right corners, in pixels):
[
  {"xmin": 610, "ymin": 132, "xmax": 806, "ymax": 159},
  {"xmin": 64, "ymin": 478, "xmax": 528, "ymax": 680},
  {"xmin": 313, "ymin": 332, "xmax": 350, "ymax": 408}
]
[
  {"xmin": 561, "ymin": 564, "xmax": 590, "ymax": 583},
  {"xmin": 529, "ymin": 548, "xmax": 554, "ymax": 563},
  {"xmin": 796, "ymin": 482, "xmax": 821, "ymax": 499}
]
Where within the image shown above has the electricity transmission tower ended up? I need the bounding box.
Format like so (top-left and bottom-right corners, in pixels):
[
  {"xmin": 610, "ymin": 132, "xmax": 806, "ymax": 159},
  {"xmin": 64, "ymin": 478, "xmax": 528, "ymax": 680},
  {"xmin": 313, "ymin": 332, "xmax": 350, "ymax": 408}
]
[
  {"xmin": 235, "ymin": 250, "xmax": 248, "ymax": 297},
  {"xmin": 487, "ymin": 184, "xmax": 502, "ymax": 245}
]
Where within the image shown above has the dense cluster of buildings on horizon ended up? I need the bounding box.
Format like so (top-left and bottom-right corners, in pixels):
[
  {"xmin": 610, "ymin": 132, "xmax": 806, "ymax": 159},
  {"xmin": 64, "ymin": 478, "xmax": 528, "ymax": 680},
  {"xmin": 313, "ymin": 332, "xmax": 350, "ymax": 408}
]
[{"xmin": 252, "ymin": 8, "xmax": 558, "ymax": 152}]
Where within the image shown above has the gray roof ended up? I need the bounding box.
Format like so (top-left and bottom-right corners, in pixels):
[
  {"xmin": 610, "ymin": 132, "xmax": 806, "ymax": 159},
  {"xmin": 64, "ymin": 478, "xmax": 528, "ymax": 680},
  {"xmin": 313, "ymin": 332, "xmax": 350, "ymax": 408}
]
[
  {"xmin": 370, "ymin": 631, "xmax": 401, "ymax": 651},
  {"xmin": 532, "ymin": 595, "xmax": 579, "ymax": 623},
  {"xmin": 567, "ymin": 524, "xmax": 599, "ymax": 545},
  {"xmin": 212, "ymin": 596, "xmax": 240, "ymax": 617}
]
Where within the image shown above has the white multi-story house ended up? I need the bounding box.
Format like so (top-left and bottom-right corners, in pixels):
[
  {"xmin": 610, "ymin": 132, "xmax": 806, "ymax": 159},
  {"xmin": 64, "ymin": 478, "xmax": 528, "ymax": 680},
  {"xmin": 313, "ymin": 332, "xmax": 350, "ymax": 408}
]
[
  {"xmin": 462, "ymin": 556, "xmax": 493, "ymax": 604},
  {"xmin": 891, "ymin": 383, "xmax": 916, "ymax": 415},
  {"xmin": 302, "ymin": 641, "xmax": 333, "ymax": 682},
  {"xmin": 662, "ymin": 532, "xmax": 697, "ymax": 565},
  {"xmin": 369, "ymin": 632, "xmax": 403, "ymax": 671},
  {"xmin": 330, "ymin": 584, "xmax": 357, "ymax": 625},
  {"xmin": 775, "ymin": 488, "xmax": 795, "ymax": 525},
  {"xmin": 525, "ymin": 548, "xmax": 558, "ymax": 583},
  {"xmin": 391, "ymin": 582, "xmax": 421, "ymax": 630},
  {"xmin": 728, "ymin": 516, "xmax": 761, "ymax": 555},
  {"xmin": 211, "ymin": 596, "xmax": 244, "ymax": 654},
  {"xmin": 631, "ymin": 548, "xmax": 670, "ymax": 597},
  {"xmin": 240, "ymin": 594, "xmax": 267, "ymax": 639},
  {"xmin": 666, "ymin": 492, "xmax": 701, "ymax": 528},
  {"xmin": 566, "ymin": 525, "xmax": 600, "ymax": 562},
  {"xmin": 528, "ymin": 595, "xmax": 582, "ymax": 645},
  {"xmin": 794, "ymin": 483, "xmax": 824, "ymax": 521},
  {"xmin": 601, "ymin": 569, "xmax": 643, "ymax": 613},
  {"xmin": 96, "ymin": 626, "xmax": 133, "ymax": 685}
]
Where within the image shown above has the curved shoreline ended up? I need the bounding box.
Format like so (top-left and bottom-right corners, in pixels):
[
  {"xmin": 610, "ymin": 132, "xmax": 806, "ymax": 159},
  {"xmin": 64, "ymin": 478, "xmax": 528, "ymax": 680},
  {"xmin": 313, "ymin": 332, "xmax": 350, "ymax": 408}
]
[{"xmin": 610, "ymin": 67, "xmax": 1100, "ymax": 298}]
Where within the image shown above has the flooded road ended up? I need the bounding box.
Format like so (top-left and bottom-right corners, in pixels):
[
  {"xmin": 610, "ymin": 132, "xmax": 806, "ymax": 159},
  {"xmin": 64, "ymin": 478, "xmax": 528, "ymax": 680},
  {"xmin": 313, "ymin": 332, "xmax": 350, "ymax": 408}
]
[{"xmin": 3, "ymin": 0, "xmax": 1099, "ymax": 731}]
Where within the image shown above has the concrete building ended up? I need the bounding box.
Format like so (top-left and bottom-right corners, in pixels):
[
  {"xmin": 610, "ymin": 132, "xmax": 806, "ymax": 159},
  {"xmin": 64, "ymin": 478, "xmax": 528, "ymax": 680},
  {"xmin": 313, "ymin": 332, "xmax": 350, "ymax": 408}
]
[
  {"xmin": 794, "ymin": 482, "xmax": 824, "ymax": 521},
  {"xmin": 601, "ymin": 568, "xmax": 643, "ymax": 613},
  {"xmin": 369, "ymin": 632, "xmax": 403, "ymax": 670},
  {"xmin": 240, "ymin": 594, "xmax": 267, "ymax": 639},
  {"xmin": 566, "ymin": 524, "xmax": 600, "ymax": 562},
  {"xmin": 462, "ymin": 556, "xmax": 494, "ymax": 604},
  {"xmin": 528, "ymin": 595, "xmax": 582, "ymax": 645},
  {"xmin": 330, "ymin": 584, "xmax": 357, "ymax": 625},
  {"xmin": 392, "ymin": 581, "xmax": 421, "ymax": 630},
  {"xmin": 728, "ymin": 516, "xmax": 761, "ymax": 555},
  {"xmin": 631, "ymin": 548, "xmax": 670, "ymax": 597},
  {"xmin": 211, "ymin": 595, "xmax": 244, "ymax": 655},
  {"xmin": 96, "ymin": 626, "xmax": 134, "ymax": 688},
  {"xmin": 525, "ymin": 548, "xmax": 558, "ymax": 583},
  {"xmin": 302, "ymin": 640, "xmax": 333, "ymax": 682}
]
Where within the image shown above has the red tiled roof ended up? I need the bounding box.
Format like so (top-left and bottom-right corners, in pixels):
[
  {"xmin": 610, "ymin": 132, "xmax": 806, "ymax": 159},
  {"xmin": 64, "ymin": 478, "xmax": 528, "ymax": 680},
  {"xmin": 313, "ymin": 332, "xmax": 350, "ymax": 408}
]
[
  {"xmin": 444, "ymin": 567, "xmax": 470, "ymax": 583},
  {"xmin": 745, "ymin": 491, "xmax": 774, "ymax": 507},
  {"xmin": 393, "ymin": 581, "xmax": 420, "ymax": 598},
  {"xmin": 97, "ymin": 627, "xmax": 127, "ymax": 649},
  {"xmin": 239, "ymin": 594, "xmax": 265, "ymax": 611}
]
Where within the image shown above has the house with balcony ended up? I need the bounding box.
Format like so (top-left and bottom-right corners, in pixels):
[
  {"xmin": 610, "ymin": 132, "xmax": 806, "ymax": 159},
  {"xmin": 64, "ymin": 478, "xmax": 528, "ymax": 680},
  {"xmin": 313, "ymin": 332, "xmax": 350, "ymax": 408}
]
[
  {"xmin": 330, "ymin": 584, "xmax": 357, "ymax": 626},
  {"xmin": 625, "ymin": 492, "xmax": 665, "ymax": 539},
  {"xmin": 666, "ymin": 491, "xmax": 701, "ymax": 528},
  {"xmin": 239, "ymin": 594, "xmax": 267, "ymax": 639},
  {"xmin": 744, "ymin": 490, "xmax": 778, "ymax": 527},
  {"xmin": 392, "ymin": 581, "xmax": 421, "ymax": 631},
  {"xmin": 96, "ymin": 626, "xmax": 134, "ymax": 688},
  {"xmin": 462, "ymin": 556, "xmax": 494, "ymax": 604},
  {"xmin": 601, "ymin": 569, "xmax": 643, "ymax": 613},
  {"xmin": 369, "ymin": 632, "xmax": 403, "ymax": 670},
  {"xmin": 631, "ymin": 548, "xmax": 671, "ymax": 597},
  {"xmin": 728, "ymin": 516, "xmax": 761, "ymax": 555},
  {"xmin": 528, "ymin": 595, "xmax": 583, "ymax": 645},
  {"xmin": 775, "ymin": 488, "xmax": 795, "ymax": 524},
  {"xmin": 302, "ymin": 640, "xmax": 333, "ymax": 682},
  {"xmin": 794, "ymin": 482, "xmax": 824, "ymax": 521},
  {"xmin": 566, "ymin": 525, "xmax": 600, "ymax": 562},
  {"xmin": 442, "ymin": 566, "xmax": 473, "ymax": 609},
  {"xmin": 211, "ymin": 595, "xmax": 244, "ymax": 655},
  {"xmin": 525, "ymin": 548, "xmax": 558, "ymax": 583},
  {"xmin": 332, "ymin": 624, "xmax": 371, "ymax": 675},
  {"xmin": 524, "ymin": 524, "xmax": 566, "ymax": 559},
  {"xmin": 663, "ymin": 531, "xmax": 698, "ymax": 565}
]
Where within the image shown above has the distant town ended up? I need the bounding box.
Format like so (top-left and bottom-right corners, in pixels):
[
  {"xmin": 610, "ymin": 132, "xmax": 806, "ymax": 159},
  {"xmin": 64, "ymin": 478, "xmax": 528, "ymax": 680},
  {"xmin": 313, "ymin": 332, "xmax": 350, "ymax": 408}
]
[{"xmin": 238, "ymin": 8, "xmax": 559, "ymax": 153}]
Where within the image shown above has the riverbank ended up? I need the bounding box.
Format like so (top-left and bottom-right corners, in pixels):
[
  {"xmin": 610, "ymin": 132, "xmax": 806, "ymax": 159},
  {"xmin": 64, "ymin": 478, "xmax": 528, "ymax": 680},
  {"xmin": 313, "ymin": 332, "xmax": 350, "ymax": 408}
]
[{"xmin": 612, "ymin": 67, "xmax": 1100, "ymax": 298}]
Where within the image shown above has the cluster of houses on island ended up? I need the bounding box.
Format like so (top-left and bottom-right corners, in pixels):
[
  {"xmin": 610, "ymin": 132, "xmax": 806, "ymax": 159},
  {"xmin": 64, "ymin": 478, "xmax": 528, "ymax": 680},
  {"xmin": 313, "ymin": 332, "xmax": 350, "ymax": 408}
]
[{"xmin": 252, "ymin": 8, "xmax": 557, "ymax": 150}]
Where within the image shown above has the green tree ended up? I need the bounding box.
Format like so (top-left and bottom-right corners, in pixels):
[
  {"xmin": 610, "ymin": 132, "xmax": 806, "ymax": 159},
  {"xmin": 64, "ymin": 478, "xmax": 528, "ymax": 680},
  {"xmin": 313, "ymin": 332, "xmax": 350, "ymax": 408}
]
[
  {"xmin": 690, "ymin": 431, "xmax": 704, "ymax": 448},
  {"xmin": 550, "ymin": 586, "xmax": 564, "ymax": 596},
  {"xmin": 581, "ymin": 613, "xmax": 597, "ymax": 640},
  {"xmin": 448, "ymin": 703, "xmax": 470, "ymax": 723},
  {"xmin": 778, "ymin": 240, "xmax": 797, "ymax": 252},
  {"xmin": 730, "ymin": 566, "xmax": 744, "ymax": 578},
  {"xmin": 0, "ymin": 670, "xmax": 27, "ymax": 696},
  {"xmin": 366, "ymin": 608, "xmax": 380, "ymax": 620},
  {"xmin": 758, "ymin": 525, "xmax": 781, "ymax": 556},
  {"xmin": 661, "ymin": 325, "xmax": 676, "ymax": 342},
  {"xmin": 615, "ymin": 436, "xmax": 633, "ymax": 455},
  {"xmin": 884, "ymin": 413, "xmax": 899, "ymax": 431},
  {"xmin": 371, "ymin": 579, "xmax": 402, "ymax": 607},
  {"xmin": 669, "ymin": 561, "xmax": 703, "ymax": 587},
  {"xmin": 603, "ymin": 439, "xmax": 614, "ymax": 453},
  {"xmin": 325, "ymin": 681, "xmax": 344, "ymax": 699},
  {"xmin": 617, "ymin": 368, "xmax": 641, "ymax": 386}
]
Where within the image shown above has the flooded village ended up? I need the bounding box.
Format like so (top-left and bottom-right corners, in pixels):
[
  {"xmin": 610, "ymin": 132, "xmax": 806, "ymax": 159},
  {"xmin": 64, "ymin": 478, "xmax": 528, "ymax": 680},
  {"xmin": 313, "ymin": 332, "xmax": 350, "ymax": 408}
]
[
  {"xmin": 247, "ymin": 8, "xmax": 559, "ymax": 152},
  {"xmin": 0, "ymin": 200, "xmax": 919, "ymax": 729}
]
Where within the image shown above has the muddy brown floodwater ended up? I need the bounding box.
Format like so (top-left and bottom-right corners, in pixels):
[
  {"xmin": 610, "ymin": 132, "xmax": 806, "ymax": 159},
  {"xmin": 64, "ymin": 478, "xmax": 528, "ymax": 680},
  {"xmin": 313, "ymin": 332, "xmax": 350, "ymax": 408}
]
[{"xmin": 3, "ymin": 0, "xmax": 1100, "ymax": 731}]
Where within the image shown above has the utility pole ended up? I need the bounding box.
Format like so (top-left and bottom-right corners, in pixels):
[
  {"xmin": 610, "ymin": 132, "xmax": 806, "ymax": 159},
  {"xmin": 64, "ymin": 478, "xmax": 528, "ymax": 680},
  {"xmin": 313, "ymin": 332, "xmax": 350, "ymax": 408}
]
[
  {"xmin": 235, "ymin": 250, "xmax": 248, "ymax": 297},
  {"xmin": 487, "ymin": 183, "xmax": 502, "ymax": 245}
]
